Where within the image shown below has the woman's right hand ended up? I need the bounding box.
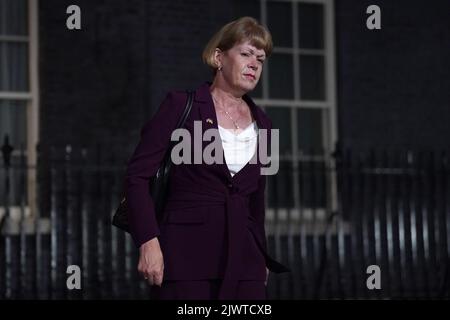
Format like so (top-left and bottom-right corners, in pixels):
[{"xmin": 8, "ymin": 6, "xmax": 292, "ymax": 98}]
[{"xmin": 137, "ymin": 237, "xmax": 164, "ymax": 286}]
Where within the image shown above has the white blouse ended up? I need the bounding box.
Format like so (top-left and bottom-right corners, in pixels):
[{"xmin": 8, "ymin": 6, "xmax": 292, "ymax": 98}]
[{"xmin": 218, "ymin": 121, "xmax": 258, "ymax": 177}]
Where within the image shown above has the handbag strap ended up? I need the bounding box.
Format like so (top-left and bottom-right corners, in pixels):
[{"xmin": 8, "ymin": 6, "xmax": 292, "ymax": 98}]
[
  {"xmin": 174, "ymin": 90, "xmax": 194, "ymax": 132},
  {"xmin": 161, "ymin": 90, "xmax": 195, "ymax": 166}
]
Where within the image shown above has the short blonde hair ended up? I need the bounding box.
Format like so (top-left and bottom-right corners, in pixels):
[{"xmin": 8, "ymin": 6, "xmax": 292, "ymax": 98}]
[{"xmin": 202, "ymin": 17, "xmax": 273, "ymax": 71}]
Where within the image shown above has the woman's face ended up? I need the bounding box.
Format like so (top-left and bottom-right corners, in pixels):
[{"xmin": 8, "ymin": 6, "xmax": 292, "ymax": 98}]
[{"xmin": 215, "ymin": 40, "xmax": 266, "ymax": 94}]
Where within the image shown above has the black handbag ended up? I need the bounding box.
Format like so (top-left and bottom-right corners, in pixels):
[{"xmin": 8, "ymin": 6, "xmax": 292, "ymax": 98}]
[{"xmin": 112, "ymin": 90, "xmax": 194, "ymax": 233}]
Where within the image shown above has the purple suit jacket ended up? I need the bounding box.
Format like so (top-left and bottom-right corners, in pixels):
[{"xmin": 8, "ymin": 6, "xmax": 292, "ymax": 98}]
[{"xmin": 125, "ymin": 82, "xmax": 289, "ymax": 293}]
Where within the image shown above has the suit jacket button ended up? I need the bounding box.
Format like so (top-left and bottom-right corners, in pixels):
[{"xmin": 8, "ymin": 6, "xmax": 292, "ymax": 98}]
[{"xmin": 227, "ymin": 183, "xmax": 233, "ymax": 188}]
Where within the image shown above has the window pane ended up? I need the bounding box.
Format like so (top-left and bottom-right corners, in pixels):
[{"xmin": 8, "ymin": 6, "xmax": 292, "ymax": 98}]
[
  {"xmin": 267, "ymin": 1, "xmax": 292, "ymax": 48},
  {"xmin": 0, "ymin": 100, "xmax": 27, "ymax": 148},
  {"xmin": 298, "ymin": 159, "xmax": 327, "ymax": 208},
  {"xmin": 298, "ymin": 3, "xmax": 324, "ymax": 49},
  {"xmin": 233, "ymin": 0, "xmax": 260, "ymax": 22},
  {"xmin": 265, "ymin": 107, "xmax": 291, "ymax": 156},
  {"xmin": 268, "ymin": 160, "xmax": 294, "ymax": 208},
  {"xmin": 268, "ymin": 53, "xmax": 294, "ymax": 99},
  {"xmin": 297, "ymin": 108, "xmax": 323, "ymax": 155},
  {"xmin": 0, "ymin": 42, "xmax": 29, "ymax": 91},
  {"xmin": 0, "ymin": 0, "xmax": 28, "ymax": 36},
  {"xmin": 299, "ymin": 54, "xmax": 325, "ymax": 100}
]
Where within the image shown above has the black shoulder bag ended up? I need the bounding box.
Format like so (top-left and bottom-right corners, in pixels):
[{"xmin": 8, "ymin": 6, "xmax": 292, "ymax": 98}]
[{"xmin": 112, "ymin": 90, "xmax": 194, "ymax": 232}]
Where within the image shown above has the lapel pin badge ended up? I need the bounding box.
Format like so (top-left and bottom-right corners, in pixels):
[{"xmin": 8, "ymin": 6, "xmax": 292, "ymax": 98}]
[{"xmin": 206, "ymin": 118, "xmax": 213, "ymax": 124}]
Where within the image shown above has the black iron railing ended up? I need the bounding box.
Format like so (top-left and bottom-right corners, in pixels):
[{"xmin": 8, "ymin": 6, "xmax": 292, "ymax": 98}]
[{"xmin": 1, "ymin": 138, "xmax": 449, "ymax": 299}]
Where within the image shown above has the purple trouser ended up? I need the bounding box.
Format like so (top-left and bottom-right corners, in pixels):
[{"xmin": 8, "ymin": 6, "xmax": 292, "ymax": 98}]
[{"xmin": 150, "ymin": 280, "xmax": 267, "ymax": 300}]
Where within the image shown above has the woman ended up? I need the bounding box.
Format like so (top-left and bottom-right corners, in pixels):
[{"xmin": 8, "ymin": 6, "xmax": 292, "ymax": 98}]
[{"xmin": 125, "ymin": 16, "xmax": 289, "ymax": 300}]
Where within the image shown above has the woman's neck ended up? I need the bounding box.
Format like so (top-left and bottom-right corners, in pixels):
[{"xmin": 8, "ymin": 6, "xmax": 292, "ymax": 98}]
[{"xmin": 209, "ymin": 79, "xmax": 244, "ymax": 109}]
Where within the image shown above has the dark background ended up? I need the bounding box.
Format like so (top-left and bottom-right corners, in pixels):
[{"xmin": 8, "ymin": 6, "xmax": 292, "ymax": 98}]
[
  {"xmin": 37, "ymin": 0, "xmax": 449, "ymax": 152},
  {"xmin": 1, "ymin": 0, "xmax": 449, "ymax": 300}
]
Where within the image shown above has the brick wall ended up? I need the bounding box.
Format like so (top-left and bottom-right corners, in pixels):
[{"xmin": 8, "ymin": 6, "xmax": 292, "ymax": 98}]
[
  {"xmin": 38, "ymin": 0, "xmax": 450, "ymax": 152},
  {"xmin": 38, "ymin": 0, "xmax": 236, "ymax": 157},
  {"xmin": 335, "ymin": 0, "xmax": 450, "ymax": 151}
]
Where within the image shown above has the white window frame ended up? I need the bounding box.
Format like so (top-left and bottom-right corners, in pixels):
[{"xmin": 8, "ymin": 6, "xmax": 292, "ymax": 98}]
[
  {"xmin": 0, "ymin": 0, "xmax": 40, "ymax": 226},
  {"xmin": 253, "ymin": 0, "xmax": 338, "ymax": 222}
]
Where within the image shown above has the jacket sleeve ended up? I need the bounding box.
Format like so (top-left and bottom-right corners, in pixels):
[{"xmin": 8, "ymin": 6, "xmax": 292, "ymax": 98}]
[{"xmin": 125, "ymin": 91, "xmax": 186, "ymax": 248}]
